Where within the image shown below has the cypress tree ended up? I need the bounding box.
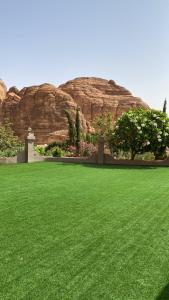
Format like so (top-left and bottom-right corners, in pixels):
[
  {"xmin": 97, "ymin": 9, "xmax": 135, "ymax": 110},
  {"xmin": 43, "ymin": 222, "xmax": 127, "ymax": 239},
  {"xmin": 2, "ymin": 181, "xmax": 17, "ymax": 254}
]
[
  {"xmin": 163, "ymin": 98, "xmax": 167, "ymax": 113},
  {"xmin": 75, "ymin": 106, "xmax": 81, "ymax": 154},
  {"xmin": 64, "ymin": 109, "xmax": 76, "ymax": 145}
]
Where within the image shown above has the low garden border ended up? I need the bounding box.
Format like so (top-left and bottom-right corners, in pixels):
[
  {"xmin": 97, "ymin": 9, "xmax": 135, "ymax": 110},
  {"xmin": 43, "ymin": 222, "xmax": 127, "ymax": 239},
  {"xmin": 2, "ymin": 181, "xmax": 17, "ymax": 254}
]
[
  {"xmin": 45, "ymin": 155, "xmax": 169, "ymax": 167},
  {"xmin": 1, "ymin": 129, "xmax": 169, "ymax": 167}
]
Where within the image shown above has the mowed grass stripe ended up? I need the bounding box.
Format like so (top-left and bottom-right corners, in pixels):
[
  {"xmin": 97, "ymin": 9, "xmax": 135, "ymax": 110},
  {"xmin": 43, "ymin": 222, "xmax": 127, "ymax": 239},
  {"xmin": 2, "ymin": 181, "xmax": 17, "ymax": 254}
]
[{"xmin": 0, "ymin": 163, "xmax": 169, "ymax": 299}]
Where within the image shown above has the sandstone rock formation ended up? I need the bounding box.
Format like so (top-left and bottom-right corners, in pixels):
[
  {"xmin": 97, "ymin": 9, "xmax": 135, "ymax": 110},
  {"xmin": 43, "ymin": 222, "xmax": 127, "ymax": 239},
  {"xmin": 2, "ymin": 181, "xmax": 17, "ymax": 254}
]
[
  {"xmin": 0, "ymin": 77, "xmax": 149, "ymax": 144},
  {"xmin": 60, "ymin": 77, "xmax": 149, "ymax": 123},
  {"xmin": 0, "ymin": 80, "xmax": 7, "ymax": 100},
  {"xmin": 0, "ymin": 80, "xmax": 7, "ymax": 122}
]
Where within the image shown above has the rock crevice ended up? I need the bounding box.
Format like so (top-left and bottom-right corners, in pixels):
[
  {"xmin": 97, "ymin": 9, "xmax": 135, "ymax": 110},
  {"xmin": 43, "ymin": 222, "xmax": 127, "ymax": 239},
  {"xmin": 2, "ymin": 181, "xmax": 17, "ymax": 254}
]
[{"xmin": 0, "ymin": 77, "xmax": 149, "ymax": 144}]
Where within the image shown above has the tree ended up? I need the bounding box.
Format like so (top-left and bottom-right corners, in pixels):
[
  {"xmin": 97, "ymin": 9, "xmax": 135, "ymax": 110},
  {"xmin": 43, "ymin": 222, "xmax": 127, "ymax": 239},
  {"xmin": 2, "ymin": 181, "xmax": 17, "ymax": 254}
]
[
  {"xmin": 110, "ymin": 109, "xmax": 146, "ymax": 160},
  {"xmin": 64, "ymin": 109, "xmax": 76, "ymax": 146},
  {"xmin": 75, "ymin": 106, "xmax": 81, "ymax": 154},
  {"xmin": 163, "ymin": 98, "xmax": 167, "ymax": 113},
  {"xmin": 143, "ymin": 110, "xmax": 169, "ymax": 159},
  {"xmin": 0, "ymin": 121, "xmax": 22, "ymax": 156},
  {"xmin": 93, "ymin": 113, "xmax": 113, "ymax": 139},
  {"xmin": 110, "ymin": 109, "xmax": 169, "ymax": 160},
  {"xmin": 65, "ymin": 107, "xmax": 81, "ymax": 152}
]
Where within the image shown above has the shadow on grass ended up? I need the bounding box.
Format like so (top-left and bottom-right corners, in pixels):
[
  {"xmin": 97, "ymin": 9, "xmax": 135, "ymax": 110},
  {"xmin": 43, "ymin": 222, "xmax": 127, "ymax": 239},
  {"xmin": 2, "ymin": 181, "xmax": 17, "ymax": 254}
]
[
  {"xmin": 156, "ymin": 284, "xmax": 169, "ymax": 300},
  {"xmin": 81, "ymin": 164, "xmax": 158, "ymax": 170},
  {"xmin": 54, "ymin": 162, "xmax": 158, "ymax": 170}
]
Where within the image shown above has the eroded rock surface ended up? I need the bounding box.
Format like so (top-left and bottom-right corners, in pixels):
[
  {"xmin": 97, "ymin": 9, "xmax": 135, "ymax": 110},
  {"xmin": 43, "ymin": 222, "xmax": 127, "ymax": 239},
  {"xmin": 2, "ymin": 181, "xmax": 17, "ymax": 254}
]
[
  {"xmin": 60, "ymin": 77, "xmax": 148, "ymax": 122},
  {"xmin": 0, "ymin": 77, "xmax": 149, "ymax": 143},
  {"xmin": 0, "ymin": 80, "xmax": 7, "ymax": 100}
]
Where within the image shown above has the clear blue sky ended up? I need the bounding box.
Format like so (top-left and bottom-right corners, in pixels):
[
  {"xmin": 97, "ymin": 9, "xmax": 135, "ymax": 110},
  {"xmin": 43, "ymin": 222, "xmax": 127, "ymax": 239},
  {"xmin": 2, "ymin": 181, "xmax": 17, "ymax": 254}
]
[{"xmin": 0, "ymin": 0, "xmax": 168, "ymax": 111}]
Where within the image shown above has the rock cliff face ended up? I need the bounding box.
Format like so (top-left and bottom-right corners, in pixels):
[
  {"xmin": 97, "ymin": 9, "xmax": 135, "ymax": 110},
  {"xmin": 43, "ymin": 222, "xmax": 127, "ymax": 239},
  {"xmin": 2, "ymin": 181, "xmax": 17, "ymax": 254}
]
[
  {"xmin": 60, "ymin": 77, "xmax": 148, "ymax": 123},
  {"xmin": 0, "ymin": 77, "xmax": 149, "ymax": 144},
  {"xmin": 0, "ymin": 80, "xmax": 7, "ymax": 122},
  {"xmin": 0, "ymin": 80, "xmax": 7, "ymax": 100}
]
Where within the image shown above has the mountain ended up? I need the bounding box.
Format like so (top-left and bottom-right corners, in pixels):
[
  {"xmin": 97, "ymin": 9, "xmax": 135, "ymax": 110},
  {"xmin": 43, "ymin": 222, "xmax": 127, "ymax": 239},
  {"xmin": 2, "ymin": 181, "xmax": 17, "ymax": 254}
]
[{"xmin": 0, "ymin": 77, "xmax": 149, "ymax": 144}]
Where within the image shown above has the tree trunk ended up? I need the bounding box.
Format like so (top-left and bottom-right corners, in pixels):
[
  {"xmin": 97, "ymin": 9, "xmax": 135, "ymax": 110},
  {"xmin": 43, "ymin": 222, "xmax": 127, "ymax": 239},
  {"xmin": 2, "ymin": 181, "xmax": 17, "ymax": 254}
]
[
  {"xmin": 131, "ymin": 150, "xmax": 136, "ymax": 160},
  {"xmin": 154, "ymin": 148, "xmax": 167, "ymax": 160}
]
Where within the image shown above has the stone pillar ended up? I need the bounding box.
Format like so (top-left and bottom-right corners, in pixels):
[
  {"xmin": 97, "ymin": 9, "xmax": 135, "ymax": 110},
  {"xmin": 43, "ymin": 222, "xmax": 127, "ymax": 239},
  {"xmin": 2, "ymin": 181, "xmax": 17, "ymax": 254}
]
[
  {"xmin": 97, "ymin": 136, "xmax": 104, "ymax": 164},
  {"xmin": 25, "ymin": 127, "xmax": 36, "ymax": 163}
]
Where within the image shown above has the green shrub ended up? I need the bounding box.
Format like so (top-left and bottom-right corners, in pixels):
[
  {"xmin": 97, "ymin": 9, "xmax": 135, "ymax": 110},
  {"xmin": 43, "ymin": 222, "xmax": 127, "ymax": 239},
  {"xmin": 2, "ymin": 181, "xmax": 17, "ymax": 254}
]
[
  {"xmin": 135, "ymin": 152, "xmax": 155, "ymax": 161},
  {"xmin": 81, "ymin": 133, "xmax": 98, "ymax": 145},
  {"xmin": 45, "ymin": 141, "xmax": 68, "ymax": 153},
  {"xmin": 35, "ymin": 146, "xmax": 46, "ymax": 156},
  {"xmin": 51, "ymin": 146, "xmax": 65, "ymax": 157},
  {"xmin": 0, "ymin": 149, "xmax": 18, "ymax": 157},
  {"xmin": 113, "ymin": 150, "xmax": 131, "ymax": 160}
]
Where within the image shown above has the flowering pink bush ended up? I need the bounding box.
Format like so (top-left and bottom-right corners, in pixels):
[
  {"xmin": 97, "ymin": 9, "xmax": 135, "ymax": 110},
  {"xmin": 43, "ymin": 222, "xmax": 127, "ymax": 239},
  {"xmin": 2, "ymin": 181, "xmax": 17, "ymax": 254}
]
[
  {"xmin": 68, "ymin": 145, "xmax": 76, "ymax": 153},
  {"xmin": 67, "ymin": 145, "xmax": 77, "ymax": 156},
  {"xmin": 66, "ymin": 142, "xmax": 96, "ymax": 157},
  {"xmin": 80, "ymin": 141, "xmax": 97, "ymax": 157}
]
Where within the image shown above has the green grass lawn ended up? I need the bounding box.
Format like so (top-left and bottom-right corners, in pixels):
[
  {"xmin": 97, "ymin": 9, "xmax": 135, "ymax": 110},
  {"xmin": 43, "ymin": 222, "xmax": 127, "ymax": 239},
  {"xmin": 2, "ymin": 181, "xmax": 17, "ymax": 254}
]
[{"xmin": 0, "ymin": 162, "xmax": 169, "ymax": 300}]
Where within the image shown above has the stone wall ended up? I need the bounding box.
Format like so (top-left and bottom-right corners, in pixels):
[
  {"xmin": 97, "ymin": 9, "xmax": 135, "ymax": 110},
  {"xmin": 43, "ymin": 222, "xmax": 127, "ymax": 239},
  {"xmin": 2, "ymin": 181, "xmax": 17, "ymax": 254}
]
[
  {"xmin": 45, "ymin": 155, "xmax": 169, "ymax": 167},
  {"xmin": 0, "ymin": 157, "xmax": 17, "ymax": 164},
  {"xmin": 0, "ymin": 130, "xmax": 169, "ymax": 166}
]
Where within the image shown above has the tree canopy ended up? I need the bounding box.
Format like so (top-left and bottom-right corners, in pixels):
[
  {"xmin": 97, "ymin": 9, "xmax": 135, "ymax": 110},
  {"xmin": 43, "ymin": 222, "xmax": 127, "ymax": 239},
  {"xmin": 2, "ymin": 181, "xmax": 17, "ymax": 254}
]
[
  {"xmin": 0, "ymin": 121, "xmax": 22, "ymax": 157},
  {"xmin": 109, "ymin": 109, "xmax": 169, "ymax": 160}
]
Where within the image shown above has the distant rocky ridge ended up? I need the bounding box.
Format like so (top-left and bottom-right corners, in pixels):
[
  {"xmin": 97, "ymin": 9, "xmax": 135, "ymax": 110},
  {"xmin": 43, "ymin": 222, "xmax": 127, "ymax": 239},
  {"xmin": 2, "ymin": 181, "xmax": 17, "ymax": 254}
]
[{"xmin": 0, "ymin": 77, "xmax": 149, "ymax": 144}]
